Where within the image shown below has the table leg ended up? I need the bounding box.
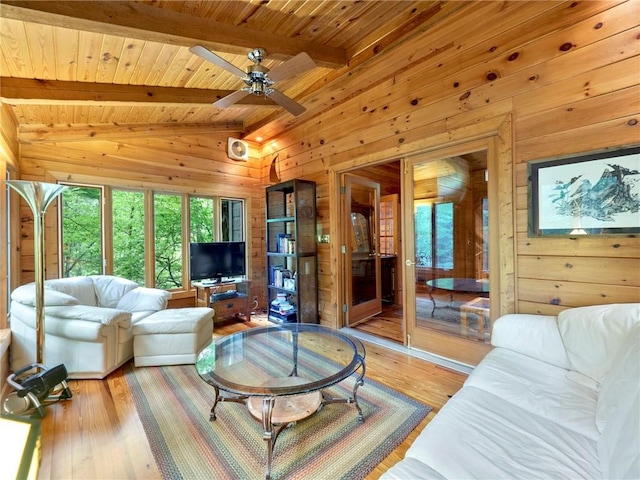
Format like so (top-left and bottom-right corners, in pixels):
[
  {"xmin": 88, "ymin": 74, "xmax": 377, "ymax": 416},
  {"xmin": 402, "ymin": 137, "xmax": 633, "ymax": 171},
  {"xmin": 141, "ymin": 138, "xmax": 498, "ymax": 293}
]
[
  {"xmin": 320, "ymin": 359, "xmax": 366, "ymax": 423},
  {"xmin": 209, "ymin": 385, "xmax": 220, "ymax": 421},
  {"xmin": 427, "ymin": 288, "xmax": 436, "ymax": 317},
  {"xmin": 260, "ymin": 399, "xmax": 299, "ymax": 480},
  {"xmin": 262, "ymin": 397, "xmax": 276, "ymax": 480}
]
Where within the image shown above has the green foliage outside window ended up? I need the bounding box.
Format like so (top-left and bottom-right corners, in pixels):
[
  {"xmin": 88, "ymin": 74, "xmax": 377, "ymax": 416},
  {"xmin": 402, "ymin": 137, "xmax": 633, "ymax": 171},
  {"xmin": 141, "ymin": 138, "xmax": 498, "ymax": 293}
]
[
  {"xmin": 190, "ymin": 197, "xmax": 214, "ymax": 243},
  {"xmin": 154, "ymin": 194, "xmax": 183, "ymax": 289},
  {"xmin": 113, "ymin": 190, "xmax": 145, "ymax": 285},
  {"xmin": 60, "ymin": 184, "xmax": 244, "ymax": 290},
  {"xmin": 61, "ymin": 186, "xmax": 103, "ymax": 277},
  {"xmin": 415, "ymin": 202, "xmax": 453, "ymax": 269},
  {"xmin": 415, "ymin": 203, "xmax": 433, "ymax": 267}
]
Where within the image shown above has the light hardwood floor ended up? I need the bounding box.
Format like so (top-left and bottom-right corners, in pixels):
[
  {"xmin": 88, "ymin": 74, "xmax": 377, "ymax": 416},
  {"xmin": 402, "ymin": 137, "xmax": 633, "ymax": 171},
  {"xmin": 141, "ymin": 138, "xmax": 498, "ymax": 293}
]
[{"xmin": 36, "ymin": 317, "xmax": 466, "ymax": 479}]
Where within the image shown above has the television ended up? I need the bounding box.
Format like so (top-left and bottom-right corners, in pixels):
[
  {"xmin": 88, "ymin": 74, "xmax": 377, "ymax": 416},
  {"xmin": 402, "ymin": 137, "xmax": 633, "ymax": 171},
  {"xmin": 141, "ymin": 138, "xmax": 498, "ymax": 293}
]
[{"xmin": 189, "ymin": 241, "xmax": 246, "ymax": 282}]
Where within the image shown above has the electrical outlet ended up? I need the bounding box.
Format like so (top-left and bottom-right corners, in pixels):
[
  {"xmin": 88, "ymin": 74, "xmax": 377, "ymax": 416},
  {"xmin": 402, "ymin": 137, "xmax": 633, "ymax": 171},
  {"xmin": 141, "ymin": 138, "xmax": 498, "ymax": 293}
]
[{"xmin": 253, "ymin": 296, "xmax": 258, "ymax": 302}]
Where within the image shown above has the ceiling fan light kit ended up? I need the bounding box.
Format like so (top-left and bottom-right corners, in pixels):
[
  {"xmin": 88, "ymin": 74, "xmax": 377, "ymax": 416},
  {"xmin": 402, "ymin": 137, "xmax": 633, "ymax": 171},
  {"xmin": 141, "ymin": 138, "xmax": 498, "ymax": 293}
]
[{"xmin": 189, "ymin": 45, "xmax": 315, "ymax": 116}]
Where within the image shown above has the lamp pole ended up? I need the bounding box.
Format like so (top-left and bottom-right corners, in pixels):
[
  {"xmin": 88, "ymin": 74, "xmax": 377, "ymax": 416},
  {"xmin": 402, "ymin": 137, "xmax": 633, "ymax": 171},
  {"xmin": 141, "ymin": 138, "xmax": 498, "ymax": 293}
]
[{"xmin": 5, "ymin": 181, "xmax": 67, "ymax": 365}]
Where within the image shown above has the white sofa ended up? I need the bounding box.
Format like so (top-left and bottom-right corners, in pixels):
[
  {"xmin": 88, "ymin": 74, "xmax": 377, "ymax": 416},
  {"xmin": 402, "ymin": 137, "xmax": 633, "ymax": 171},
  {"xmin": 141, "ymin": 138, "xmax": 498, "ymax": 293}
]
[
  {"xmin": 382, "ymin": 303, "xmax": 640, "ymax": 480},
  {"xmin": 10, "ymin": 275, "xmax": 171, "ymax": 379}
]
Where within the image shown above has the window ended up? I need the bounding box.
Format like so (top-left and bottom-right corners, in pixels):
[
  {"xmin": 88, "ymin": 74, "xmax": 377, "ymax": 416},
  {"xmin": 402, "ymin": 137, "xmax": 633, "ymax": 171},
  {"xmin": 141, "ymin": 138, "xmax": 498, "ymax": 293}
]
[
  {"xmin": 221, "ymin": 198, "xmax": 244, "ymax": 241},
  {"xmin": 379, "ymin": 195, "xmax": 397, "ymax": 255},
  {"xmin": 112, "ymin": 189, "xmax": 145, "ymax": 285},
  {"xmin": 190, "ymin": 196, "xmax": 214, "ymax": 243},
  {"xmin": 154, "ymin": 193, "xmax": 183, "ymax": 289},
  {"xmin": 60, "ymin": 185, "xmax": 104, "ymax": 277},
  {"xmin": 435, "ymin": 202, "xmax": 454, "ymax": 269},
  {"xmin": 481, "ymin": 197, "xmax": 489, "ymax": 273},
  {"xmin": 59, "ymin": 184, "xmax": 245, "ymax": 291},
  {"xmin": 415, "ymin": 201, "xmax": 454, "ymax": 270}
]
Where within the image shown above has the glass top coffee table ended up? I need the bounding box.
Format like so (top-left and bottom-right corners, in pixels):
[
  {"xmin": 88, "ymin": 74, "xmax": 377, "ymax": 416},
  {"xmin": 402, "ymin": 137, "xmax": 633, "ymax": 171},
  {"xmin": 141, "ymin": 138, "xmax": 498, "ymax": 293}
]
[{"xmin": 196, "ymin": 323, "xmax": 366, "ymax": 479}]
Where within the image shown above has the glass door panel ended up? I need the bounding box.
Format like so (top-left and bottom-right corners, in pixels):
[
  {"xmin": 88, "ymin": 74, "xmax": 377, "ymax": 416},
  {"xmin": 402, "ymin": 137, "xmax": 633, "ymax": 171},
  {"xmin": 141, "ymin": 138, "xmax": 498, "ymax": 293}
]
[
  {"xmin": 405, "ymin": 152, "xmax": 491, "ymax": 365},
  {"xmin": 344, "ymin": 175, "xmax": 381, "ymax": 326}
]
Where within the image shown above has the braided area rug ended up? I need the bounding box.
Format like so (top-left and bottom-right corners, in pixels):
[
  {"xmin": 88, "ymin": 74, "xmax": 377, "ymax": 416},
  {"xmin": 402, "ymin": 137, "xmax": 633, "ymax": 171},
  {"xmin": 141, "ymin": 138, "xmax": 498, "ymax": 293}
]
[{"xmin": 124, "ymin": 357, "xmax": 431, "ymax": 480}]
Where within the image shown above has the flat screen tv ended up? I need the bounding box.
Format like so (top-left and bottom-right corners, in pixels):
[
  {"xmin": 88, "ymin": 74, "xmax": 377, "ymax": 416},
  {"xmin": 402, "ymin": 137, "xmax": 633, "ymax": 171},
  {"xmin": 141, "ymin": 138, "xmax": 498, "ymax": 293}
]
[{"xmin": 190, "ymin": 241, "xmax": 246, "ymax": 282}]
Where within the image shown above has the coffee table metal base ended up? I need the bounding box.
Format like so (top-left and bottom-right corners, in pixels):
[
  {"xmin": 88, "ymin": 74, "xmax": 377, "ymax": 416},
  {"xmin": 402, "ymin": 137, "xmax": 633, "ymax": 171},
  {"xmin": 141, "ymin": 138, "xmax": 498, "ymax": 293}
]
[{"xmin": 208, "ymin": 375, "xmax": 365, "ymax": 480}]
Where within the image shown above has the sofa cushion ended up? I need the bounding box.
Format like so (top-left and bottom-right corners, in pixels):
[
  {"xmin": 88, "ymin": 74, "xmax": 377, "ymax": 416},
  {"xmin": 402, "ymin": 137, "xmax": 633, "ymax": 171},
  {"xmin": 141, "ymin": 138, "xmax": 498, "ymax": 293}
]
[
  {"xmin": 465, "ymin": 348, "xmax": 599, "ymax": 440},
  {"xmin": 491, "ymin": 313, "xmax": 569, "ymax": 369},
  {"xmin": 11, "ymin": 284, "xmax": 79, "ymax": 307},
  {"xmin": 558, "ymin": 303, "xmax": 640, "ymax": 383},
  {"xmin": 116, "ymin": 287, "xmax": 171, "ymax": 313},
  {"xmin": 597, "ymin": 326, "xmax": 640, "ymax": 479},
  {"xmin": 90, "ymin": 275, "xmax": 138, "ymax": 308},
  {"xmin": 404, "ymin": 386, "xmax": 601, "ymax": 480},
  {"xmin": 45, "ymin": 277, "xmax": 97, "ymax": 306}
]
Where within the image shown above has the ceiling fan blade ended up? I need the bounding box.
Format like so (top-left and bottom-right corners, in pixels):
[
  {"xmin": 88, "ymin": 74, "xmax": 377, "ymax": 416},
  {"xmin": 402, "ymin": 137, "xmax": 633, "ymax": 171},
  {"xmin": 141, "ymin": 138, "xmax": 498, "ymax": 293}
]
[
  {"xmin": 213, "ymin": 89, "xmax": 251, "ymax": 108},
  {"xmin": 268, "ymin": 52, "xmax": 316, "ymax": 82},
  {"xmin": 267, "ymin": 89, "xmax": 306, "ymax": 116},
  {"xmin": 189, "ymin": 45, "xmax": 247, "ymax": 79}
]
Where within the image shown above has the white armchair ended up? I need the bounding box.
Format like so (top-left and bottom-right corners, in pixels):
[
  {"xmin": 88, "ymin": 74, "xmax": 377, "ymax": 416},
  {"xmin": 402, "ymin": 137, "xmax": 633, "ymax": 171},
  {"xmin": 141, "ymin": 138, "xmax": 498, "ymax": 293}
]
[{"xmin": 10, "ymin": 275, "xmax": 171, "ymax": 379}]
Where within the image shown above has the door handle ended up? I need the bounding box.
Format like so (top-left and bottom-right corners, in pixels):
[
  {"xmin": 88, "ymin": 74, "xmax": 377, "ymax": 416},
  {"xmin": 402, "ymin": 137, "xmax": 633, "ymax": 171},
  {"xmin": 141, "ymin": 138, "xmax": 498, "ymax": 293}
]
[{"xmin": 405, "ymin": 259, "xmax": 416, "ymax": 266}]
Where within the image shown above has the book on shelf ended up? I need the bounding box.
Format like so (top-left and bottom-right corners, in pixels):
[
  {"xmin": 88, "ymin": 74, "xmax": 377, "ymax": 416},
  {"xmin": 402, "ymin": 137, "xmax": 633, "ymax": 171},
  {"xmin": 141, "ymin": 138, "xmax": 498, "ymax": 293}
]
[
  {"xmin": 277, "ymin": 233, "xmax": 295, "ymax": 254},
  {"xmin": 270, "ymin": 266, "xmax": 294, "ymax": 288}
]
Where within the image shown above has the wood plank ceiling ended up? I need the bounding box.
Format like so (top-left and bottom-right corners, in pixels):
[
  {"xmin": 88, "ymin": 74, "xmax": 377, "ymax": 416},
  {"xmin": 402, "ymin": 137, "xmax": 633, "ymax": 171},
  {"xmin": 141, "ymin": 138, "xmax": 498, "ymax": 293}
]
[{"xmin": 0, "ymin": 0, "xmax": 449, "ymax": 142}]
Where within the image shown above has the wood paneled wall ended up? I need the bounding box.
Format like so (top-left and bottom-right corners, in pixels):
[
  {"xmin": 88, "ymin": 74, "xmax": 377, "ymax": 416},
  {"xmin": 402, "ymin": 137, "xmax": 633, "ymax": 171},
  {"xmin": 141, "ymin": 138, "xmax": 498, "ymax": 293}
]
[
  {"xmin": 1, "ymin": 102, "xmax": 19, "ymax": 397},
  {"xmin": 263, "ymin": 1, "xmax": 640, "ymax": 322},
  {"xmin": 15, "ymin": 132, "xmax": 267, "ymax": 305},
  {"xmin": 1, "ymin": 102, "xmax": 19, "ymax": 327},
  {"xmin": 4, "ymin": 1, "xmax": 639, "ymax": 328}
]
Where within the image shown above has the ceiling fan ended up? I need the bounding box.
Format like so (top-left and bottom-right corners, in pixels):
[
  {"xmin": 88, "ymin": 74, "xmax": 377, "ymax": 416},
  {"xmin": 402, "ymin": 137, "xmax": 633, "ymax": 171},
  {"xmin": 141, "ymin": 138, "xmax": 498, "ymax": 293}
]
[{"xmin": 189, "ymin": 46, "xmax": 316, "ymax": 116}]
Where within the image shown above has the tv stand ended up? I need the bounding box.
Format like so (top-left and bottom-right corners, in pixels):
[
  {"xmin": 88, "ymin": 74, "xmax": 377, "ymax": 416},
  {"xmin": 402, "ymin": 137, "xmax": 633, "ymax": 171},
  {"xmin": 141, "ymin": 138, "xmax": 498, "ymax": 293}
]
[{"xmin": 194, "ymin": 280, "xmax": 251, "ymax": 323}]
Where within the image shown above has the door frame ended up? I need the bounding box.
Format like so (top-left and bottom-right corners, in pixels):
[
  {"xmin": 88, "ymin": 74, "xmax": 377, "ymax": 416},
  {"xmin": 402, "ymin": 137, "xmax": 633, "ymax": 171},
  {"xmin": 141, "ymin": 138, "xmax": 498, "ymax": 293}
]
[{"xmin": 329, "ymin": 115, "xmax": 515, "ymax": 340}]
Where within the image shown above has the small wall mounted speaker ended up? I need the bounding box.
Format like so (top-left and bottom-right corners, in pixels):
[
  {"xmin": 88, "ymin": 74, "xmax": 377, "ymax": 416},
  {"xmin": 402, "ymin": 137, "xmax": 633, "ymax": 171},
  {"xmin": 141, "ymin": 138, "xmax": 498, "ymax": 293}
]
[{"xmin": 227, "ymin": 138, "xmax": 249, "ymax": 161}]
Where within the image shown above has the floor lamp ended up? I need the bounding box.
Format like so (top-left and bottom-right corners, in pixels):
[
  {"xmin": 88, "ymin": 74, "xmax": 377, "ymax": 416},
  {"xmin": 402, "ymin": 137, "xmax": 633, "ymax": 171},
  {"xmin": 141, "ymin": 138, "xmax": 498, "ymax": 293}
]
[{"xmin": 4, "ymin": 180, "xmax": 72, "ymax": 418}]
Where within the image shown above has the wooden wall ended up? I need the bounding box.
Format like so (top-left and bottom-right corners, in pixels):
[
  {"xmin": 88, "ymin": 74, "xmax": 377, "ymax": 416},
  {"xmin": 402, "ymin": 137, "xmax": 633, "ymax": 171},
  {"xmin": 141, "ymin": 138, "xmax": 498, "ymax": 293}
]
[
  {"xmin": 1, "ymin": 102, "xmax": 19, "ymax": 397},
  {"xmin": 1, "ymin": 102, "xmax": 19, "ymax": 326},
  {"xmin": 261, "ymin": 0, "xmax": 640, "ymax": 322},
  {"xmin": 16, "ymin": 131, "xmax": 267, "ymax": 307},
  {"xmin": 5, "ymin": 1, "xmax": 639, "ymax": 329}
]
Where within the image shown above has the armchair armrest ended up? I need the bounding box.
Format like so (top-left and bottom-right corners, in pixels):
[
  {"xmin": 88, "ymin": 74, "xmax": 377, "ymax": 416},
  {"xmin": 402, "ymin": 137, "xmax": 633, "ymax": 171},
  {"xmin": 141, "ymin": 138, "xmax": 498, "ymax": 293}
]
[
  {"xmin": 116, "ymin": 287, "xmax": 171, "ymax": 313},
  {"xmin": 491, "ymin": 313, "xmax": 570, "ymax": 369},
  {"xmin": 45, "ymin": 305, "xmax": 131, "ymax": 327}
]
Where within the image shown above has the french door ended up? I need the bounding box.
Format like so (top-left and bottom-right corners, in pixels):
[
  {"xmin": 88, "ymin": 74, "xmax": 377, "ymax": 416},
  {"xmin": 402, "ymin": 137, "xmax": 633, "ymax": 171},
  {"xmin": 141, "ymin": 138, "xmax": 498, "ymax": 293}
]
[
  {"xmin": 343, "ymin": 174, "xmax": 382, "ymax": 326},
  {"xmin": 403, "ymin": 148, "xmax": 492, "ymax": 366}
]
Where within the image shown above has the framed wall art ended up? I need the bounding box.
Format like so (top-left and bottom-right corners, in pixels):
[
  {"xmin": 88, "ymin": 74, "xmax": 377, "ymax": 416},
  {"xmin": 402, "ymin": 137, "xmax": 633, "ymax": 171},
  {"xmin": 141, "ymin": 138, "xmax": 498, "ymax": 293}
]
[{"xmin": 528, "ymin": 146, "xmax": 640, "ymax": 236}]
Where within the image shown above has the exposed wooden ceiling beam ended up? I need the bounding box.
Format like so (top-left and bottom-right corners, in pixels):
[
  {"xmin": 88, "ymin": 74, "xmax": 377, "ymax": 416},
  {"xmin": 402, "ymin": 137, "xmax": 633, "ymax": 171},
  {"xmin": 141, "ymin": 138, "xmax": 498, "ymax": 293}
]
[
  {"xmin": 0, "ymin": 77, "xmax": 279, "ymax": 107},
  {"xmin": 18, "ymin": 122, "xmax": 245, "ymax": 144},
  {"xmin": 0, "ymin": 1, "xmax": 347, "ymax": 68}
]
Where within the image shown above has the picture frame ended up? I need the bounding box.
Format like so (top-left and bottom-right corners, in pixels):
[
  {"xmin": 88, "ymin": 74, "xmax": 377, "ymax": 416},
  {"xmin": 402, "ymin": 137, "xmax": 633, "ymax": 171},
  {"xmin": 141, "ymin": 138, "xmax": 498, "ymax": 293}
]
[{"xmin": 528, "ymin": 146, "xmax": 640, "ymax": 237}]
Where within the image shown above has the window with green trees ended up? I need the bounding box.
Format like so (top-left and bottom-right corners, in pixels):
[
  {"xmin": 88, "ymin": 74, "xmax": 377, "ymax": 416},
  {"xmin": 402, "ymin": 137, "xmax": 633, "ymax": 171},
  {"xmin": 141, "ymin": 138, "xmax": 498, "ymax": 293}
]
[
  {"xmin": 415, "ymin": 201, "xmax": 454, "ymax": 270},
  {"xmin": 59, "ymin": 184, "xmax": 245, "ymax": 291},
  {"xmin": 190, "ymin": 196, "xmax": 214, "ymax": 243},
  {"xmin": 113, "ymin": 189, "xmax": 145, "ymax": 285},
  {"xmin": 154, "ymin": 193, "xmax": 183, "ymax": 289},
  {"xmin": 61, "ymin": 185, "xmax": 103, "ymax": 277}
]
